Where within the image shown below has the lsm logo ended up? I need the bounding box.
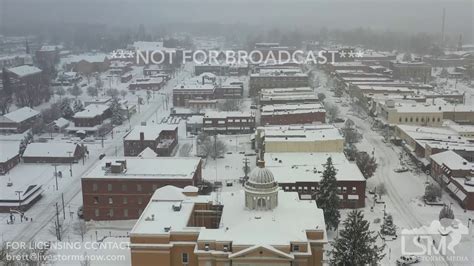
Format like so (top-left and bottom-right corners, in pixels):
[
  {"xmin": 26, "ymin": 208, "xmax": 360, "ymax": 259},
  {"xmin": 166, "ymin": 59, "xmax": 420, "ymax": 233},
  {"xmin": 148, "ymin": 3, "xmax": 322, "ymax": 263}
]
[{"xmin": 401, "ymin": 218, "xmax": 470, "ymax": 263}]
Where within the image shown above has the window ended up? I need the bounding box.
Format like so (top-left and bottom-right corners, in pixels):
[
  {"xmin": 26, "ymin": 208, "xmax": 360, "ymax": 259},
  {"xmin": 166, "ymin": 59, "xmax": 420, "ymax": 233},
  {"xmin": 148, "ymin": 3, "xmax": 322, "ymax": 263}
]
[
  {"xmin": 137, "ymin": 184, "xmax": 142, "ymax": 192},
  {"xmin": 123, "ymin": 197, "xmax": 128, "ymax": 204},
  {"xmin": 124, "ymin": 209, "xmax": 128, "ymax": 218},
  {"xmin": 352, "ymin": 187, "xmax": 357, "ymax": 193},
  {"xmin": 107, "ymin": 184, "xmax": 112, "ymax": 192},
  {"xmin": 292, "ymin": 245, "xmax": 300, "ymax": 252},
  {"xmin": 342, "ymin": 187, "xmax": 347, "ymax": 193},
  {"xmin": 410, "ymin": 117, "xmax": 413, "ymax": 122},
  {"xmin": 399, "ymin": 117, "xmax": 402, "ymax": 122},
  {"xmin": 182, "ymin": 253, "xmax": 189, "ymax": 264},
  {"xmin": 108, "ymin": 197, "xmax": 113, "ymax": 204},
  {"xmin": 109, "ymin": 209, "xmax": 114, "ymax": 217},
  {"xmin": 137, "ymin": 197, "xmax": 143, "ymax": 205},
  {"xmin": 121, "ymin": 184, "xmax": 127, "ymax": 192},
  {"xmin": 94, "ymin": 209, "xmax": 99, "ymax": 217},
  {"xmin": 93, "ymin": 196, "xmax": 99, "ymax": 204},
  {"xmin": 405, "ymin": 117, "xmax": 408, "ymax": 122},
  {"xmin": 416, "ymin": 117, "xmax": 419, "ymax": 122},
  {"xmin": 92, "ymin": 183, "xmax": 98, "ymax": 192}
]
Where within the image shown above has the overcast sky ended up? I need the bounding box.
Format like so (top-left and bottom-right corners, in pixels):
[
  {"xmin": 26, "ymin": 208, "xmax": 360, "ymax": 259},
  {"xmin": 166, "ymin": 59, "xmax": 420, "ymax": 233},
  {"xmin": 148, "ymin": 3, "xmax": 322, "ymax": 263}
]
[{"xmin": 1, "ymin": 0, "xmax": 472, "ymax": 39}]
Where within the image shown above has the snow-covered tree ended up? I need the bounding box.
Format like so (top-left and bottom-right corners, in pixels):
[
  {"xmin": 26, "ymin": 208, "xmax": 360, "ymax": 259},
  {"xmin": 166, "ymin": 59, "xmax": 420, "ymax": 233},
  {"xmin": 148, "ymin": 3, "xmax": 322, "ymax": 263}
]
[
  {"xmin": 325, "ymin": 102, "xmax": 340, "ymax": 123},
  {"xmin": 330, "ymin": 210, "xmax": 386, "ymax": 265},
  {"xmin": 380, "ymin": 214, "xmax": 397, "ymax": 236},
  {"xmin": 60, "ymin": 98, "xmax": 74, "ymax": 119},
  {"xmin": 316, "ymin": 157, "xmax": 340, "ymax": 231},
  {"xmin": 199, "ymin": 135, "xmax": 227, "ymax": 159},
  {"xmin": 73, "ymin": 100, "xmax": 84, "ymax": 113},
  {"xmin": 106, "ymin": 88, "xmax": 119, "ymax": 98},
  {"xmin": 69, "ymin": 83, "xmax": 83, "ymax": 98},
  {"xmin": 439, "ymin": 204, "xmax": 454, "ymax": 221},
  {"xmin": 356, "ymin": 152, "xmax": 378, "ymax": 179},
  {"xmin": 87, "ymin": 86, "xmax": 98, "ymax": 97},
  {"xmin": 402, "ymin": 52, "xmax": 412, "ymax": 62},
  {"xmin": 110, "ymin": 98, "xmax": 125, "ymax": 125},
  {"xmin": 120, "ymin": 90, "xmax": 128, "ymax": 99},
  {"xmin": 317, "ymin": 92, "xmax": 326, "ymax": 102},
  {"xmin": 424, "ymin": 183, "xmax": 442, "ymax": 202}
]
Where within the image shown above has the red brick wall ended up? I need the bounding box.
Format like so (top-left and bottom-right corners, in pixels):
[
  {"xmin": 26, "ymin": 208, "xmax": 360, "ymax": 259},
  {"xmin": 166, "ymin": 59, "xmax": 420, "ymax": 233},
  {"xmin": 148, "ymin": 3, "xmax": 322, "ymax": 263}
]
[{"xmin": 261, "ymin": 112, "xmax": 326, "ymax": 126}]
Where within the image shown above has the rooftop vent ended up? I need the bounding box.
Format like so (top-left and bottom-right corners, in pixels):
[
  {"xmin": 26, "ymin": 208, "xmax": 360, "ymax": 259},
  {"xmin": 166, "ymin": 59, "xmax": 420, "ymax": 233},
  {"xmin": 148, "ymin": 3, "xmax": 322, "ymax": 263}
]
[
  {"xmin": 164, "ymin": 226, "xmax": 171, "ymax": 232},
  {"xmin": 172, "ymin": 202, "xmax": 182, "ymax": 212}
]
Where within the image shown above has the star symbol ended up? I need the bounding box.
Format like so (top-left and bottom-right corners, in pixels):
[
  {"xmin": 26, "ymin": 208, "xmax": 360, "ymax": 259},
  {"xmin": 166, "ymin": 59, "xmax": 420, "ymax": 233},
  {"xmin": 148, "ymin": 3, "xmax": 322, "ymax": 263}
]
[
  {"xmin": 356, "ymin": 50, "xmax": 364, "ymax": 58},
  {"xmin": 339, "ymin": 51, "xmax": 346, "ymax": 58},
  {"xmin": 110, "ymin": 50, "xmax": 119, "ymax": 58},
  {"xmin": 348, "ymin": 51, "xmax": 355, "ymax": 58}
]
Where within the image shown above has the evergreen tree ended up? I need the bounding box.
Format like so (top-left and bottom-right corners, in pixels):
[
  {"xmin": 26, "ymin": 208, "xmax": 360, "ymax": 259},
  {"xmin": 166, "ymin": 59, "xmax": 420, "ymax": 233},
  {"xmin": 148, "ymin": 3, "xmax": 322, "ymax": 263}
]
[
  {"xmin": 73, "ymin": 100, "xmax": 84, "ymax": 113},
  {"xmin": 439, "ymin": 205, "xmax": 454, "ymax": 221},
  {"xmin": 110, "ymin": 98, "xmax": 124, "ymax": 125},
  {"xmin": 316, "ymin": 157, "xmax": 340, "ymax": 231},
  {"xmin": 330, "ymin": 210, "xmax": 386, "ymax": 265},
  {"xmin": 380, "ymin": 214, "xmax": 397, "ymax": 236},
  {"xmin": 60, "ymin": 99, "xmax": 74, "ymax": 119},
  {"xmin": 69, "ymin": 84, "xmax": 83, "ymax": 98}
]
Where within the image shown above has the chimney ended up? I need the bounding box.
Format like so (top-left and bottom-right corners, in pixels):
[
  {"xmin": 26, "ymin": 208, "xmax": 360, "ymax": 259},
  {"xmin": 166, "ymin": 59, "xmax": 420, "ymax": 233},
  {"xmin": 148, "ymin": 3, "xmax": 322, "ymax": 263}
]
[
  {"xmin": 140, "ymin": 132, "xmax": 145, "ymax": 142},
  {"xmin": 257, "ymin": 160, "xmax": 265, "ymax": 168}
]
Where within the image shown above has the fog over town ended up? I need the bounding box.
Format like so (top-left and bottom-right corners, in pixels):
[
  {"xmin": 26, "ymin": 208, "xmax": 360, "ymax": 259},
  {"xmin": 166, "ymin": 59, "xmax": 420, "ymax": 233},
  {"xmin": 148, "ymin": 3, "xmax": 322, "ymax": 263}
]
[{"xmin": 0, "ymin": 0, "xmax": 473, "ymax": 265}]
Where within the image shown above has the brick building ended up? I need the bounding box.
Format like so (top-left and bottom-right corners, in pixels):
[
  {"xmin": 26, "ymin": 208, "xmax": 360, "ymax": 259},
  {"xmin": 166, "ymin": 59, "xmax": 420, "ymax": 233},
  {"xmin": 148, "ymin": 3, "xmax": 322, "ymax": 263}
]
[
  {"xmin": 260, "ymin": 103, "xmax": 326, "ymax": 126},
  {"xmin": 73, "ymin": 104, "xmax": 111, "ymax": 128},
  {"xmin": 128, "ymin": 77, "xmax": 165, "ymax": 91},
  {"xmin": 389, "ymin": 61, "xmax": 432, "ymax": 82},
  {"xmin": 0, "ymin": 141, "xmax": 20, "ymax": 175},
  {"xmin": 123, "ymin": 125, "xmax": 178, "ymax": 156},
  {"xmin": 265, "ymin": 152, "xmax": 366, "ymax": 208},
  {"xmin": 81, "ymin": 157, "xmax": 202, "ymax": 221},
  {"xmin": 173, "ymin": 84, "xmax": 216, "ymax": 107},
  {"xmin": 22, "ymin": 142, "xmax": 83, "ymax": 164},
  {"xmin": 430, "ymin": 151, "xmax": 474, "ymax": 210},
  {"xmin": 202, "ymin": 111, "xmax": 255, "ymax": 134},
  {"xmin": 249, "ymin": 69, "xmax": 309, "ymax": 96},
  {"xmin": 0, "ymin": 107, "xmax": 40, "ymax": 133}
]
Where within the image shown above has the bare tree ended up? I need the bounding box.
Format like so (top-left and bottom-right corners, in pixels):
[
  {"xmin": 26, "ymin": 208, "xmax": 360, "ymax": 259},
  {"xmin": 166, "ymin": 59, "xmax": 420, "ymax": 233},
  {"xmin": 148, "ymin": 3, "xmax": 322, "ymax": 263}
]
[
  {"xmin": 48, "ymin": 219, "xmax": 69, "ymax": 241},
  {"xmin": 0, "ymin": 242, "xmax": 14, "ymax": 266},
  {"xmin": 120, "ymin": 90, "xmax": 128, "ymax": 99},
  {"xmin": 199, "ymin": 135, "xmax": 227, "ymax": 159},
  {"xmin": 219, "ymin": 99, "xmax": 242, "ymax": 112},
  {"xmin": 324, "ymin": 102, "xmax": 340, "ymax": 123},
  {"xmin": 87, "ymin": 86, "xmax": 98, "ymax": 97},
  {"xmin": 376, "ymin": 183, "xmax": 387, "ymax": 199},
  {"xmin": 69, "ymin": 84, "xmax": 83, "ymax": 98},
  {"xmin": 73, "ymin": 219, "xmax": 88, "ymax": 242}
]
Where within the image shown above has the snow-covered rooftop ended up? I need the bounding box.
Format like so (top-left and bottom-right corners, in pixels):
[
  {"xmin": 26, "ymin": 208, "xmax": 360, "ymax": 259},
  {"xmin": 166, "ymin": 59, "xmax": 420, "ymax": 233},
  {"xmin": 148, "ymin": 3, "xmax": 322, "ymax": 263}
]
[
  {"xmin": 204, "ymin": 111, "xmax": 253, "ymax": 119},
  {"xmin": 22, "ymin": 142, "xmax": 78, "ymax": 158},
  {"xmin": 83, "ymin": 157, "xmax": 201, "ymax": 180},
  {"xmin": 63, "ymin": 53, "xmax": 108, "ymax": 64},
  {"xmin": 73, "ymin": 104, "xmax": 109, "ymax": 119},
  {"xmin": 124, "ymin": 124, "xmax": 177, "ymax": 141},
  {"xmin": 7, "ymin": 65, "xmax": 42, "ymax": 78},
  {"xmin": 137, "ymin": 147, "xmax": 157, "ymax": 158},
  {"xmin": 261, "ymin": 124, "xmax": 343, "ymax": 142},
  {"xmin": 0, "ymin": 141, "xmax": 20, "ymax": 163},
  {"xmin": 261, "ymin": 103, "xmax": 325, "ymax": 115},
  {"xmin": 3, "ymin": 107, "xmax": 40, "ymax": 123},
  {"xmin": 265, "ymin": 152, "xmax": 366, "ymax": 183},
  {"xmin": 131, "ymin": 186, "xmax": 326, "ymax": 245},
  {"xmin": 430, "ymin": 151, "xmax": 472, "ymax": 171}
]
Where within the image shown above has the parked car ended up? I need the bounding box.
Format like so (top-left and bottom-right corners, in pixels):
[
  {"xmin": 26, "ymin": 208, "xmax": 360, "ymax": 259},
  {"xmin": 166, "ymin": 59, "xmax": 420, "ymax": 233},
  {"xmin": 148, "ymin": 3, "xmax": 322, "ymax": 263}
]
[
  {"xmin": 396, "ymin": 255, "xmax": 420, "ymax": 265},
  {"xmin": 99, "ymin": 153, "xmax": 106, "ymax": 160},
  {"xmin": 77, "ymin": 206, "xmax": 84, "ymax": 218},
  {"xmin": 394, "ymin": 167, "xmax": 409, "ymax": 173}
]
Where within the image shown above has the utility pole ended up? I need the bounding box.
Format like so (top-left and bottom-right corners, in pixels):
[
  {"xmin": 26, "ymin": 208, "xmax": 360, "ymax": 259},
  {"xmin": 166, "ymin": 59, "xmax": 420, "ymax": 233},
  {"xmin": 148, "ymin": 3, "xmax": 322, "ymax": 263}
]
[
  {"xmin": 55, "ymin": 203, "xmax": 61, "ymax": 241},
  {"xmin": 61, "ymin": 193, "xmax": 66, "ymax": 220},
  {"xmin": 15, "ymin": 190, "xmax": 23, "ymax": 209},
  {"xmin": 67, "ymin": 151, "xmax": 73, "ymax": 176},
  {"xmin": 53, "ymin": 164, "xmax": 59, "ymax": 190}
]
